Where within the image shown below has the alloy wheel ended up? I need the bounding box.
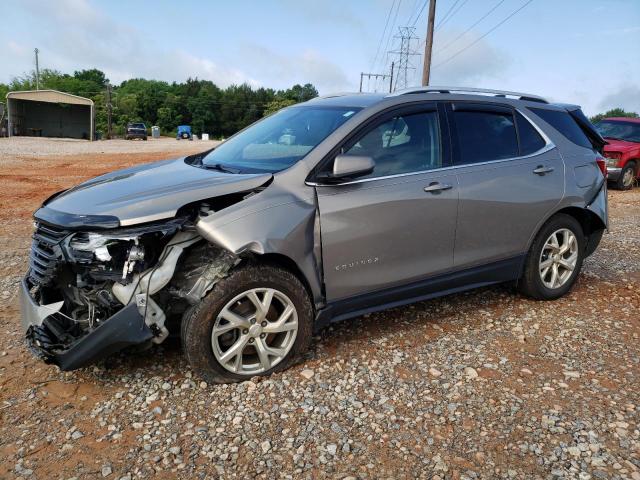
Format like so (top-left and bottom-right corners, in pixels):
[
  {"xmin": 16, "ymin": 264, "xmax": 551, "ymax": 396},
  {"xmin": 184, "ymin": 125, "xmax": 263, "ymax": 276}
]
[
  {"xmin": 211, "ymin": 288, "xmax": 298, "ymax": 375},
  {"xmin": 622, "ymin": 167, "xmax": 635, "ymax": 188},
  {"xmin": 538, "ymin": 228, "xmax": 579, "ymax": 289}
]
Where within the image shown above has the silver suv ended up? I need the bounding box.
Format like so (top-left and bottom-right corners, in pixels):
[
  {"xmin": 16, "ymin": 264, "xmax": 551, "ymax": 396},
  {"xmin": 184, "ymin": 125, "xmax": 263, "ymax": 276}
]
[{"xmin": 21, "ymin": 87, "xmax": 608, "ymax": 383}]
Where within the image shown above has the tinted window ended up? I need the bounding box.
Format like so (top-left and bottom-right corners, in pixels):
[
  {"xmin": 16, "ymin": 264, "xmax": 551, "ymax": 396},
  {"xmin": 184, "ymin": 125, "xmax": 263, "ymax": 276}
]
[
  {"xmin": 344, "ymin": 111, "xmax": 441, "ymax": 178},
  {"xmin": 516, "ymin": 111, "xmax": 546, "ymax": 155},
  {"xmin": 454, "ymin": 110, "xmax": 518, "ymax": 164},
  {"xmin": 530, "ymin": 108, "xmax": 592, "ymax": 149}
]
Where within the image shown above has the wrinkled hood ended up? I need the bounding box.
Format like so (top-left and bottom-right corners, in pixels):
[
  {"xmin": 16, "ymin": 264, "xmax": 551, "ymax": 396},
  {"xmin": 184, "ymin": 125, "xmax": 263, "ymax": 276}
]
[
  {"xmin": 43, "ymin": 158, "xmax": 273, "ymax": 226},
  {"xmin": 603, "ymin": 138, "xmax": 640, "ymax": 153}
]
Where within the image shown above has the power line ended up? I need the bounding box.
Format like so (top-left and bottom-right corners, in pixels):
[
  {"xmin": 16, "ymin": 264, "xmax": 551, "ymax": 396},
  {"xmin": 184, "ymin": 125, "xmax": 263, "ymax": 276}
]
[
  {"xmin": 370, "ymin": 0, "xmax": 397, "ymax": 72},
  {"xmin": 435, "ymin": 0, "xmax": 469, "ymax": 31},
  {"xmin": 409, "ymin": 0, "xmax": 428, "ymax": 27},
  {"xmin": 433, "ymin": 0, "xmax": 534, "ymax": 69},
  {"xmin": 377, "ymin": 0, "xmax": 404, "ymax": 73},
  {"xmin": 435, "ymin": 0, "xmax": 506, "ymax": 54},
  {"xmin": 435, "ymin": 0, "xmax": 460, "ymax": 29}
]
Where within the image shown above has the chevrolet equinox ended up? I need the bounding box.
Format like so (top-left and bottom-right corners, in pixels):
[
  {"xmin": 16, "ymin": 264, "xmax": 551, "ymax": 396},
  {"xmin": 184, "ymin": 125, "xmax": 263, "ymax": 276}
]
[{"xmin": 21, "ymin": 87, "xmax": 608, "ymax": 383}]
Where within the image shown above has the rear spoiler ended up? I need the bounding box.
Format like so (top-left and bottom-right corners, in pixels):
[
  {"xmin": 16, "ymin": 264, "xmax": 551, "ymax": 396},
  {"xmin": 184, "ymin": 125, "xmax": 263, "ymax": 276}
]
[{"xmin": 558, "ymin": 104, "xmax": 607, "ymax": 153}]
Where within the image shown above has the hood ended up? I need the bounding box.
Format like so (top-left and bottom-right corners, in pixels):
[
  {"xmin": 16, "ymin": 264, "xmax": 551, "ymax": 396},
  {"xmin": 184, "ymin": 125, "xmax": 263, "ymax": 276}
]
[
  {"xmin": 603, "ymin": 138, "xmax": 640, "ymax": 153},
  {"xmin": 42, "ymin": 158, "xmax": 273, "ymax": 226}
]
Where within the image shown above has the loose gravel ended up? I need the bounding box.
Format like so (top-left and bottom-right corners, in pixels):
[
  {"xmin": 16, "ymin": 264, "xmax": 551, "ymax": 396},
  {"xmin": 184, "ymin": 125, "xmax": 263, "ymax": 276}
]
[
  {"xmin": 0, "ymin": 145, "xmax": 638, "ymax": 479},
  {"xmin": 0, "ymin": 136, "xmax": 218, "ymax": 160}
]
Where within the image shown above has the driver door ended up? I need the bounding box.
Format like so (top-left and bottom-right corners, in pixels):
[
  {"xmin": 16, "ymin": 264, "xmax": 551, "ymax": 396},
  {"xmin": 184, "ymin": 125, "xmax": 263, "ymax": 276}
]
[{"xmin": 315, "ymin": 103, "xmax": 459, "ymax": 302}]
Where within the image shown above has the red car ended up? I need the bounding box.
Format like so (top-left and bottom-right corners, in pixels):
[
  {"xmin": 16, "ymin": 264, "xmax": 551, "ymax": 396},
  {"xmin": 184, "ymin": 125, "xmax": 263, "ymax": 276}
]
[{"xmin": 596, "ymin": 117, "xmax": 640, "ymax": 189}]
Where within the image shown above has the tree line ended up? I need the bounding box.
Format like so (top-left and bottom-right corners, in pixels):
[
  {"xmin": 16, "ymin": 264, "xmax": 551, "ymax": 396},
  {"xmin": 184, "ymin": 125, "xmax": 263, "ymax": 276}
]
[{"xmin": 0, "ymin": 69, "xmax": 318, "ymax": 138}]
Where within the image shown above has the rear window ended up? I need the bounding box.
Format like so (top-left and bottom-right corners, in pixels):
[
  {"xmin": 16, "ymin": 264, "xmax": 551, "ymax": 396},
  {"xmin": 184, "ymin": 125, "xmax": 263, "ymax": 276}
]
[
  {"xmin": 515, "ymin": 112, "xmax": 546, "ymax": 155},
  {"xmin": 529, "ymin": 108, "xmax": 591, "ymax": 149},
  {"xmin": 453, "ymin": 110, "xmax": 518, "ymax": 164}
]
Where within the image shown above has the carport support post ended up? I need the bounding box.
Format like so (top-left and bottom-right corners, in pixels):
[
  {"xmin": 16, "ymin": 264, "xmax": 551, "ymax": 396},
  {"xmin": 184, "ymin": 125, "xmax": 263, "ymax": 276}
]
[{"xmin": 6, "ymin": 97, "xmax": 11, "ymax": 138}]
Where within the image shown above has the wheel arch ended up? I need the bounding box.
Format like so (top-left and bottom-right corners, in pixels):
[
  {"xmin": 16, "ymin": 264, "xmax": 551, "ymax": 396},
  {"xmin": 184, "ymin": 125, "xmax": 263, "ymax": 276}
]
[
  {"xmin": 525, "ymin": 205, "xmax": 606, "ymax": 256},
  {"xmin": 255, "ymin": 252, "xmax": 317, "ymax": 308}
]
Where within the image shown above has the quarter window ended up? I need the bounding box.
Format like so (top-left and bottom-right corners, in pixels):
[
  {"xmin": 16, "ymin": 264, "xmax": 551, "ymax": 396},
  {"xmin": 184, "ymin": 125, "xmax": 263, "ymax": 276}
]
[
  {"xmin": 343, "ymin": 111, "xmax": 441, "ymax": 179},
  {"xmin": 453, "ymin": 109, "xmax": 518, "ymax": 164},
  {"xmin": 529, "ymin": 108, "xmax": 592, "ymax": 149},
  {"xmin": 516, "ymin": 111, "xmax": 546, "ymax": 155}
]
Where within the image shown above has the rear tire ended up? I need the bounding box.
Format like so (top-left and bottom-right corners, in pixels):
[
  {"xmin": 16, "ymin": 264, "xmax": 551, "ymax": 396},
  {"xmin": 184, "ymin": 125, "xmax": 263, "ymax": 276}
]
[
  {"xmin": 616, "ymin": 162, "xmax": 636, "ymax": 190},
  {"xmin": 181, "ymin": 264, "xmax": 313, "ymax": 383},
  {"xmin": 519, "ymin": 214, "xmax": 585, "ymax": 300}
]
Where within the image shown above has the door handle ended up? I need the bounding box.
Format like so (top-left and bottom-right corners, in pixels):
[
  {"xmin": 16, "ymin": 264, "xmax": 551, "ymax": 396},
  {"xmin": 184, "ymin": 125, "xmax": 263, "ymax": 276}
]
[
  {"xmin": 533, "ymin": 165, "xmax": 554, "ymax": 175},
  {"xmin": 424, "ymin": 182, "xmax": 453, "ymax": 193}
]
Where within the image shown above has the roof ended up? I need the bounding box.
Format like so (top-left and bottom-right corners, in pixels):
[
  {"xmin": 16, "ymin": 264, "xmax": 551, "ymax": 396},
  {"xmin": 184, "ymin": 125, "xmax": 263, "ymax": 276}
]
[
  {"xmin": 602, "ymin": 117, "xmax": 640, "ymax": 123},
  {"xmin": 304, "ymin": 86, "xmax": 550, "ymax": 110},
  {"xmin": 6, "ymin": 89, "xmax": 93, "ymax": 106}
]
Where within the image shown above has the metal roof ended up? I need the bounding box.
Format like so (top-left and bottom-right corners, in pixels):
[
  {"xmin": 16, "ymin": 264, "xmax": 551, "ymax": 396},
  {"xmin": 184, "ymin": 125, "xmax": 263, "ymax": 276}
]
[{"xmin": 6, "ymin": 89, "xmax": 94, "ymax": 106}]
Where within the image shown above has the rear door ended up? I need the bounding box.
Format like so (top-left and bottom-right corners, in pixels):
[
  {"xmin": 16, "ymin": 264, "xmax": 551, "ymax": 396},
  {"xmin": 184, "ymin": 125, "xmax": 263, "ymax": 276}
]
[
  {"xmin": 447, "ymin": 102, "xmax": 564, "ymax": 268},
  {"xmin": 315, "ymin": 103, "xmax": 459, "ymax": 301}
]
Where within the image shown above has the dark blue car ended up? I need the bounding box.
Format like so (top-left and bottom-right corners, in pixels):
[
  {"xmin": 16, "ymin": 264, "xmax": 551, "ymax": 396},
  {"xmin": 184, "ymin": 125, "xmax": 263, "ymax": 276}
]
[{"xmin": 176, "ymin": 125, "xmax": 192, "ymax": 140}]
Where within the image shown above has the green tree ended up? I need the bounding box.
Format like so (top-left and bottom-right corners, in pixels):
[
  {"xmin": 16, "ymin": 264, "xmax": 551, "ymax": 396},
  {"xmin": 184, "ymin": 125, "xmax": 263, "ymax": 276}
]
[
  {"xmin": 590, "ymin": 108, "xmax": 639, "ymax": 124},
  {"xmin": 264, "ymin": 97, "xmax": 296, "ymax": 116}
]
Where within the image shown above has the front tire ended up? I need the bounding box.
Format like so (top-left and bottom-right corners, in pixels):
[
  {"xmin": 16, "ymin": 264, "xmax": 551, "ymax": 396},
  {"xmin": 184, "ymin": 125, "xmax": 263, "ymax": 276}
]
[
  {"xmin": 181, "ymin": 264, "xmax": 313, "ymax": 383},
  {"xmin": 519, "ymin": 214, "xmax": 585, "ymax": 300}
]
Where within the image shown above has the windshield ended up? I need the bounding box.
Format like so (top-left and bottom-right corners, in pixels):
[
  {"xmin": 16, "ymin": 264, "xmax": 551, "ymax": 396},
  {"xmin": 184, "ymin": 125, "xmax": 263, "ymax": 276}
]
[
  {"xmin": 596, "ymin": 120, "xmax": 640, "ymax": 143},
  {"xmin": 199, "ymin": 106, "xmax": 360, "ymax": 173},
  {"xmin": 130, "ymin": 123, "xmax": 145, "ymax": 129}
]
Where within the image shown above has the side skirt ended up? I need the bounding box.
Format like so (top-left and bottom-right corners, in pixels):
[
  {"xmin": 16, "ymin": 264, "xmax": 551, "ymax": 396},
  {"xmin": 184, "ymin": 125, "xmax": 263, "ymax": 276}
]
[{"xmin": 314, "ymin": 255, "xmax": 525, "ymax": 331}]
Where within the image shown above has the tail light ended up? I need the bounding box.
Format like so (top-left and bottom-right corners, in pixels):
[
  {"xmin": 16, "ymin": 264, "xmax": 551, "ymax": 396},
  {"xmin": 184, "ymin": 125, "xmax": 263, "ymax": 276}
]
[
  {"xmin": 606, "ymin": 151, "xmax": 622, "ymax": 160},
  {"xmin": 596, "ymin": 155, "xmax": 607, "ymax": 177}
]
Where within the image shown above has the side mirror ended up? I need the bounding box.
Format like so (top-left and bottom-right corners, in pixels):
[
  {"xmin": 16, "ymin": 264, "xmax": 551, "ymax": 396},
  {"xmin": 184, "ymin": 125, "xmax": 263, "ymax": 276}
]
[{"xmin": 317, "ymin": 154, "xmax": 375, "ymax": 183}]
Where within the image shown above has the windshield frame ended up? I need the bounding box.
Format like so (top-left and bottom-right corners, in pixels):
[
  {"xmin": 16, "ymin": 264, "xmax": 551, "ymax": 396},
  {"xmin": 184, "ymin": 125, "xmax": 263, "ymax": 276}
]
[{"xmin": 193, "ymin": 105, "xmax": 362, "ymax": 174}]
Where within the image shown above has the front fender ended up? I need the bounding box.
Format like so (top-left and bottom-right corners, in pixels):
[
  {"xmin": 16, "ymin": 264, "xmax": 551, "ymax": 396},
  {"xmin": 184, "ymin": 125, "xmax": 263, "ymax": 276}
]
[{"xmin": 195, "ymin": 189, "xmax": 323, "ymax": 305}]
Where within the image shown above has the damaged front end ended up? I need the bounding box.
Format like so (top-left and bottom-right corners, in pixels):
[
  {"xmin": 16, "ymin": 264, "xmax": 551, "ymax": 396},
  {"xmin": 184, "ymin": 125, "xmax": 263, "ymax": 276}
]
[{"xmin": 22, "ymin": 210, "xmax": 237, "ymax": 371}]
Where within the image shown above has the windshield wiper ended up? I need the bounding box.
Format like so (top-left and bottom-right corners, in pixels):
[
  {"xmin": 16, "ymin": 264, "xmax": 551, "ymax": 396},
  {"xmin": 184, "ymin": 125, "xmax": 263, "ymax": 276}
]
[{"xmin": 202, "ymin": 163, "xmax": 242, "ymax": 174}]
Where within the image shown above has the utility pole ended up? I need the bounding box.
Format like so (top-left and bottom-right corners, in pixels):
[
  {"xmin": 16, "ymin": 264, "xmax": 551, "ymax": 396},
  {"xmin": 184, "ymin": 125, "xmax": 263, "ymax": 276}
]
[
  {"xmin": 34, "ymin": 48, "xmax": 40, "ymax": 90},
  {"xmin": 421, "ymin": 0, "xmax": 437, "ymax": 86},
  {"xmin": 359, "ymin": 66, "xmax": 394, "ymax": 93},
  {"xmin": 106, "ymin": 83, "xmax": 113, "ymax": 140}
]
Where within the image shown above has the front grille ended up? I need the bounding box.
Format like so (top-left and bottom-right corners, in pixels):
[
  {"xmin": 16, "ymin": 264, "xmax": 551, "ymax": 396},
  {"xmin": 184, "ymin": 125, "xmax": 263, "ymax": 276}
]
[{"xmin": 28, "ymin": 222, "xmax": 69, "ymax": 286}]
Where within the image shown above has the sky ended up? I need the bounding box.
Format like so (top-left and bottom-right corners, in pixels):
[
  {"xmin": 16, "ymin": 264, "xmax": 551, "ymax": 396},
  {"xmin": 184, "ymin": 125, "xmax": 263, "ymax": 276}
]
[{"xmin": 1, "ymin": 0, "xmax": 639, "ymax": 115}]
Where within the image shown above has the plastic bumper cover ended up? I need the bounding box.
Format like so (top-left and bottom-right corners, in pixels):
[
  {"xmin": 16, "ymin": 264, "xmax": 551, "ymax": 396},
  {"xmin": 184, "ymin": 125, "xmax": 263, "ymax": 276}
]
[
  {"xmin": 20, "ymin": 279, "xmax": 154, "ymax": 371},
  {"xmin": 607, "ymin": 167, "xmax": 621, "ymax": 181}
]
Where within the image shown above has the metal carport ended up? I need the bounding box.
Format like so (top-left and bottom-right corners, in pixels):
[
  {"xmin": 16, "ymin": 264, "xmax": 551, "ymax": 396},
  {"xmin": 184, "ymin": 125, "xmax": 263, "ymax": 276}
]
[{"xmin": 6, "ymin": 90, "xmax": 94, "ymax": 141}]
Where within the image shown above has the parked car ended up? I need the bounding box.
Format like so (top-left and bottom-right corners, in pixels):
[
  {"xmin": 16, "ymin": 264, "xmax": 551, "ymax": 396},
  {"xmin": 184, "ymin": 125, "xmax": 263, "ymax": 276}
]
[
  {"xmin": 595, "ymin": 117, "xmax": 640, "ymax": 190},
  {"xmin": 125, "ymin": 122, "xmax": 147, "ymax": 140},
  {"xmin": 177, "ymin": 125, "xmax": 192, "ymax": 140},
  {"xmin": 21, "ymin": 87, "xmax": 607, "ymax": 383}
]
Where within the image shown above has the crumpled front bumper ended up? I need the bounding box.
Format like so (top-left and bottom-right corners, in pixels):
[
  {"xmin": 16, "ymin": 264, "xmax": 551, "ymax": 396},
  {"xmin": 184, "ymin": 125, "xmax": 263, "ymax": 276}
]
[{"xmin": 20, "ymin": 279, "xmax": 154, "ymax": 371}]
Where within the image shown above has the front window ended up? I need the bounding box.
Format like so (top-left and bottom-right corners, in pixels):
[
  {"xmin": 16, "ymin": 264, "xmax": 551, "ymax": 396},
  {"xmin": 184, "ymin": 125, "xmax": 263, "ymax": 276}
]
[
  {"xmin": 342, "ymin": 110, "xmax": 442, "ymax": 179},
  {"xmin": 199, "ymin": 106, "xmax": 360, "ymax": 173},
  {"xmin": 596, "ymin": 120, "xmax": 640, "ymax": 143}
]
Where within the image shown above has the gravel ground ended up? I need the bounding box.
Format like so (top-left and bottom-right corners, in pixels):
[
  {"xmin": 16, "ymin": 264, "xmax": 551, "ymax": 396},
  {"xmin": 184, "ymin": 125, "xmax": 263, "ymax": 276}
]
[
  {"xmin": 0, "ymin": 143, "xmax": 638, "ymax": 479},
  {"xmin": 0, "ymin": 137, "xmax": 218, "ymax": 159}
]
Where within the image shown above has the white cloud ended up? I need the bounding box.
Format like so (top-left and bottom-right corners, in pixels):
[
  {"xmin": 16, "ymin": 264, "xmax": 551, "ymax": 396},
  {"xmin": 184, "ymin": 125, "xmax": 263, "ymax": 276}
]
[
  {"xmin": 238, "ymin": 44, "xmax": 353, "ymax": 93},
  {"xmin": 427, "ymin": 29, "xmax": 511, "ymax": 86},
  {"xmin": 4, "ymin": 0, "xmax": 260, "ymax": 88},
  {"xmin": 597, "ymin": 84, "xmax": 640, "ymax": 114}
]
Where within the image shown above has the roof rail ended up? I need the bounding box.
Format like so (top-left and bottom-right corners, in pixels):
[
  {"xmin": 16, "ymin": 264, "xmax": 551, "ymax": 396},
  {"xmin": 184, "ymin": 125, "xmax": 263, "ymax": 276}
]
[{"xmin": 387, "ymin": 86, "xmax": 548, "ymax": 104}]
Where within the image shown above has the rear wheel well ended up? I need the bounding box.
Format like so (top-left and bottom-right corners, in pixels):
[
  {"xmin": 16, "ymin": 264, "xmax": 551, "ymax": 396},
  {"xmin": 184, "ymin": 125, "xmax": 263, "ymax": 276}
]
[{"xmin": 554, "ymin": 206, "xmax": 605, "ymax": 237}]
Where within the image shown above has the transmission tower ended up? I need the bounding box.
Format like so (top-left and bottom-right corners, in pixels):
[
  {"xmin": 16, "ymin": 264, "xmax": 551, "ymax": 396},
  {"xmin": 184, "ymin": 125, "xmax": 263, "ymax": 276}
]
[{"xmin": 388, "ymin": 27, "xmax": 421, "ymax": 91}]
